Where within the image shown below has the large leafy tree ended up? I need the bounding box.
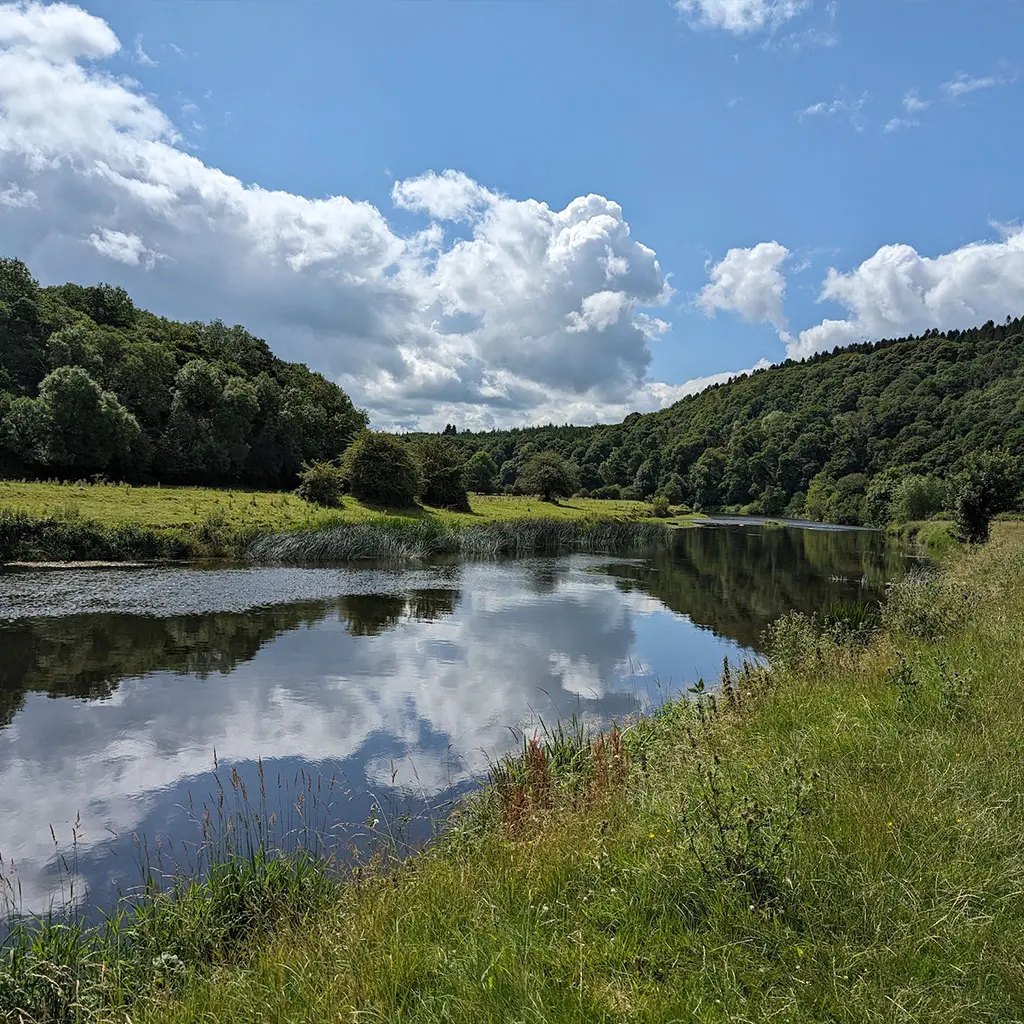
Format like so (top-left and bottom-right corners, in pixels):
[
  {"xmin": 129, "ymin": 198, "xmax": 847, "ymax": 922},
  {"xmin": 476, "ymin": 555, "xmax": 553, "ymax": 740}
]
[
  {"xmin": 342, "ymin": 432, "xmax": 420, "ymax": 508},
  {"xmin": 466, "ymin": 450, "xmax": 499, "ymax": 494},
  {"xmin": 0, "ymin": 257, "xmax": 44, "ymax": 392},
  {"xmin": 2, "ymin": 366, "xmax": 140, "ymax": 475},
  {"xmin": 416, "ymin": 436, "xmax": 469, "ymax": 511},
  {"xmin": 515, "ymin": 451, "xmax": 579, "ymax": 502},
  {"xmin": 954, "ymin": 451, "xmax": 1021, "ymax": 543}
]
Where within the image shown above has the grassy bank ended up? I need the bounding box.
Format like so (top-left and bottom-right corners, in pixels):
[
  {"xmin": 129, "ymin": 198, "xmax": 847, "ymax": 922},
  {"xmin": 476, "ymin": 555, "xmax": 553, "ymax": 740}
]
[
  {"xmin": 0, "ymin": 480, "xmax": 672, "ymax": 563},
  {"xmin": 886, "ymin": 518, "xmax": 961, "ymax": 557},
  {"xmin": 5, "ymin": 526, "xmax": 1024, "ymax": 1022}
]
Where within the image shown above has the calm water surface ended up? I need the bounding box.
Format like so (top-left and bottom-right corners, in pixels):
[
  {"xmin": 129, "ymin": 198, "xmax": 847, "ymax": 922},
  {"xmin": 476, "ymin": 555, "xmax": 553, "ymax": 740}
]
[{"xmin": 0, "ymin": 525, "xmax": 907, "ymax": 916}]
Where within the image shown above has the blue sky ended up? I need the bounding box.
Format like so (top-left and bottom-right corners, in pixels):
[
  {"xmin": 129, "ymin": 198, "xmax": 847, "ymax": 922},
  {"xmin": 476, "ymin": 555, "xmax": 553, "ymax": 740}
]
[{"xmin": 1, "ymin": 0, "xmax": 1022, "ymax": 428}]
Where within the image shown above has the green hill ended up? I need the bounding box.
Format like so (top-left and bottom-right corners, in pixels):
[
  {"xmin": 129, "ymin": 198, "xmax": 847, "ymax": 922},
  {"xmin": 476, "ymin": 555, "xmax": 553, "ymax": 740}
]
[
  {"xmin": 434, "ymin": 317, "xmax": 1024, "ymax": 523},
  {"xmin": 0, "ymin": 257, "xmax": 366, "ymax": 489},
  {"xmin": 3, "ymin": 254, "xmax": 1022, "ymax": 524}
]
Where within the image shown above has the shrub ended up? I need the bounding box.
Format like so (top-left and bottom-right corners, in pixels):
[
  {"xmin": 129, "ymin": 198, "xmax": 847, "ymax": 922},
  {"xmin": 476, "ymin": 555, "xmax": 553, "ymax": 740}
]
[
  {"xmin": 882, "ymin": 568, "xmax": 971, "ymax": 641},
  {"xmin": 515, "ymin": 452, "xmax": 579, "ymax": 502},
  {"xmin": 416, "ymin": 437, "xmax": 470, "ymax": 511},
  {"xmin": 650, "ymin": 495, "xmax": 671, "ymax": 518},
  {"xmin": 953, "ymin": 451, "xmax": 1020, "ymax": 543},
  {"xmin": 341, "ymin": 432, "xmax": 419, "ymax": 508},
  {"xmin": 658, "ymin": 472, "xmax": 686, "ymax": 506},
  {"xmin": 592, "ymin": 484, "xmax": 621, "ymax": 500},
  {"xmin": 295, "ymin": 460, "xmax": 345, "ymax": 508},
  {"xmin": 890, "ymin": 474, "xmax": 947, "ymax": 524},
  {"xmin": 465, "ymin": 450, "xmax": 499, "ymax": 494}
]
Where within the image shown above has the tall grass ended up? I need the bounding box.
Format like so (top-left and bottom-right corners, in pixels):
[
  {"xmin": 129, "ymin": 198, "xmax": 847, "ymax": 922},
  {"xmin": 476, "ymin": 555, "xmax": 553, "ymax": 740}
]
[
  {"xmin": 247, "ymin": 517, "xmax": 670, "ymax": 563},
  {"xmin": 0, "ymin": 757, "xmax": 428, "ymax": 1023}
]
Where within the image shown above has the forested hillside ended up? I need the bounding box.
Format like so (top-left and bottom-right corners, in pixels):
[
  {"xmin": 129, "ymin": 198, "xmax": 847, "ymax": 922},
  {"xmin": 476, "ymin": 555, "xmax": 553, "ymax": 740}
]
[
  {"xmin": 432, "ymin": 317, "xmax": 1024, "ymax": 523},
  {"xmin": 3, "ymin": 255, "xmax": 1022, "ymax": 524},
  {"xmin": 0, "ymin": 257, "xmax": 366, "ymax": 488}
]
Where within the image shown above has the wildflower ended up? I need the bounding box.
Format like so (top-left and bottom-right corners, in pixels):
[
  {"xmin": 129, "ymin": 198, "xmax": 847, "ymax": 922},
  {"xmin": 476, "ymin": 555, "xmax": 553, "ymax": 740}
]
[
  {"xmin": 649, "ymin": 832, "xmax": 656, "ymax": 838},
  {"xmin": 886, "ymin": 821, "xmax": 894, "ymax": 828}
]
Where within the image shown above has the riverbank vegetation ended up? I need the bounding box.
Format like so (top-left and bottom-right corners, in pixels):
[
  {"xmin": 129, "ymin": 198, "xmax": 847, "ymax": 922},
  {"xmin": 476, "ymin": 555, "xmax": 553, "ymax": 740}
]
[
  {"xmin": 4, "ymin": 525, "xmax": 1023, "ymax": 1022},
  {"xmin": 0, "ymin": 480, "xmax": 668, "ymax": 562}
]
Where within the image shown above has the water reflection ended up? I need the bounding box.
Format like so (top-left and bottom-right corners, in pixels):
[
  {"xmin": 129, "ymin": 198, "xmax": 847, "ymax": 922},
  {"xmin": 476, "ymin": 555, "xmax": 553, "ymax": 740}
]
[
  {"xmin": 598, "ymin": 524, "xmax": 905, "ymax": 649},
  {"xmin": 0, "ymin": 525, "xmax": 902, "ymax": 917}
]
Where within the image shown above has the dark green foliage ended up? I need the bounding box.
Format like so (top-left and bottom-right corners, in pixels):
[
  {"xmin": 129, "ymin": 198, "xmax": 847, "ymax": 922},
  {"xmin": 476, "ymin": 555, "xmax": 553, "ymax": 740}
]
[
  {"xmin": 409, "ymin": 318, "xmax": 1024, "ymax": 525},
  {"xmin": 0, "ymin": 258, "xmax": 367, "ymax": 487},
  {"xmin": 465, "ymin": 450, "xmax": 499, "ymax": 494},
  {"xmin": 415, "ymin": 436, "xmax": 470, "ymax": 510},
  {"xmin": 818, "ymin": 599, "xmax": 882, "ymax": 634},
  {"xmin": 295, "ymin": 461, "xmax": 345, "ymax": 508},
  {"xmin": 515, "ymin": 451, "xmax": 579, "ymax": 502},
  {"xmin": 0, "ymin": 509, "xmax": 192, "ymax": 562},
  {"xmin": 651, "ymin": 495, "xmax": 671, "ymax": 518},
  {"xmin": 953, "ymin": 450, "xmax": 1021, "ymax": 543},
  {"xmin": 1, "ymin": 366, "xmax": 141, "ymax": 477},
  {"xmin": 342, "ymin": 432, "xmax": 420, "ymax": 508}
]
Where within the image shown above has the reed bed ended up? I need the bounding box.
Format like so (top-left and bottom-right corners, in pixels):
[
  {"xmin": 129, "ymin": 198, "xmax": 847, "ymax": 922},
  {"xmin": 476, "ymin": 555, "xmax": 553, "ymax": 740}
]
[{"xmin": 246, "ymin": 517, "xmax": 670, "ymax": 563}]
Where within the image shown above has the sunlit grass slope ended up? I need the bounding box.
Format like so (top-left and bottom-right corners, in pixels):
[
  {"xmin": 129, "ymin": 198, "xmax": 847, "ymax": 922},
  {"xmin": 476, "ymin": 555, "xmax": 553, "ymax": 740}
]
[
  {"xmin": 2, "ymin": 525, "xmax": 1010, "ymax": 1022},
  {"xmin": 0, "ymin": 479, "xmax": 654, "ymax": 531},
  {"xmin": 0, "ymin": 480, "xmax": 681, "ymax": 562}
]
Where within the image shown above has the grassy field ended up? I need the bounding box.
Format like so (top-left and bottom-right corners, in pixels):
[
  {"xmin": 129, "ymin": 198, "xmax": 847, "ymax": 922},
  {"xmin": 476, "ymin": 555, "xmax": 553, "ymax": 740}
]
[
  {"xmin": 4, "ymin": 527, "xmax": 1024, "ymax": 1022},
  {"xmin": 0, "ymin": 480, "xmax": 657, "ymax": 532},
  {"xmin": 0, "ymin": 480, "xmax": 676, "ymax": 562}
]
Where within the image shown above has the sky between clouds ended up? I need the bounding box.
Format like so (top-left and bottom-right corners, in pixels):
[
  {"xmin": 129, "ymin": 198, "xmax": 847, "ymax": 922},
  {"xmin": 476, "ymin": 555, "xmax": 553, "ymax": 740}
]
[{"xmin": 0, "ymin": 0, "xmax": 1021, "ymax": 430}]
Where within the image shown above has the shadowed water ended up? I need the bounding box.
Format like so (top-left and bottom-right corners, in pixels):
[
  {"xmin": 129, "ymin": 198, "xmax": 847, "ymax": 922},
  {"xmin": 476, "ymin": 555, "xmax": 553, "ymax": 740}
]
[{"xmin": 0, "ymin": 525, "xmax": 906, "ymax": 919}]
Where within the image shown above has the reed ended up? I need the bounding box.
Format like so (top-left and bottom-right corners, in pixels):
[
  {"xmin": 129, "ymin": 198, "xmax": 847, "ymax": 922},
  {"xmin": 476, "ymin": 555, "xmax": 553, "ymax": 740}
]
[{"xmin": 247, "ymin": 517, "xmax": 670, "ymax": 563}]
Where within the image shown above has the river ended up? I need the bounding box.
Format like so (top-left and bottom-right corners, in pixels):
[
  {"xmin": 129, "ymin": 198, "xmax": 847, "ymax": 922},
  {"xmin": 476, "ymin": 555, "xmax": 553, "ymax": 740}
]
[{"xmin": 0, "ymin": 523, "xmax": 907, "ymax": 919}]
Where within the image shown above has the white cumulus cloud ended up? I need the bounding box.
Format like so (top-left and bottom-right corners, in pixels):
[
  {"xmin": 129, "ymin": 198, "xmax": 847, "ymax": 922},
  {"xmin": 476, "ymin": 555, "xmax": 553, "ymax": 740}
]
[
  {"xmin": 696, "ymin": 241, "xmax": 790, "ymax": 334},
  {"xmin": 86, "ymin": 227, "xmax": 160, "ymax": 267},
  {"xmin": 0, "ymin": 2, "xmax": 696, "ymax": 430},
  {"xmin": 791, "ymin": 225, "xmax": 1024, "ymax": 359}
]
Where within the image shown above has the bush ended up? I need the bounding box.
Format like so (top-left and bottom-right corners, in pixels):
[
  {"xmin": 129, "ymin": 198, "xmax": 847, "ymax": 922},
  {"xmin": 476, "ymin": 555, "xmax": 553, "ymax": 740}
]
[
  {"xmin": 295, "ymin": 461, "xmax": 345, "ymax": 508},
  {"xmin": 650, "ymin": 495, "xmax": 671, "ymax": 518},
  {"xmin": 890, "ymin": 474, "xmax": 946, "ymax": 524},
  {"xmin": 953, "ymin": 451, "xmax": 1020, "ymax": 544},
  {"xmin": 465, "ymin": 451, "xmax": 499, "ymax": 494},
  {"xmin": 658, "ymin": 472, "xmax": 686, "ymax": 506},
  {"xmin": 592, "ymin": 484, "xmax": 621, "ymax": 500},
  {"xmin": 416, "ymin": 437, "xmax": 470, "ymax": 511},
  {"xmin": 515, "ymin": 452, "xmax": 579, "ymax": 502},
  {"xmin": 341, "ymin": 432, "xmax": 419, "ymax": 508}
]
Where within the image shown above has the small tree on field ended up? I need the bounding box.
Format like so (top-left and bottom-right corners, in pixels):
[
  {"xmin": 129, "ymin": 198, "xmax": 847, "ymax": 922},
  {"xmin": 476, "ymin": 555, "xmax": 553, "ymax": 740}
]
[
  {"xmin": 466, "ymin": 450, "xmax": 499, "ymax": 494},
  {"xmin": 342, "ymin": 432, "xmax": 419, "ymax": 508},
  {"xmin": 516, "ymin": 452, "xmax": 579, "ymax": 503},
  {"xmin": 416, "ymin": 436, "xmax": 470, "ymax": 511},
  {"xmin": 296, "ymin": 460, "xmax": 345, "ymax": 508},
  {"xmin": 954, "ymin": 451, "xmax": 1020, "ymax": 544}
]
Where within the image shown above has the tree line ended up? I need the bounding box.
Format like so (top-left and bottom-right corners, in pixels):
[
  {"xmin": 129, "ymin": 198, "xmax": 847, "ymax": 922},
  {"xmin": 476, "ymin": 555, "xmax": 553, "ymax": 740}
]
[
  {"xmin": 0, "ymin": 257, "xmax": 367, "ymax": 488},
  {"xmin": 3, "ymin": 255, "xmax": 1022, "ymax": 534},
  {"xmin": 423, "ymin": 316, "xmax": 1024, "ymax": 530}
]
